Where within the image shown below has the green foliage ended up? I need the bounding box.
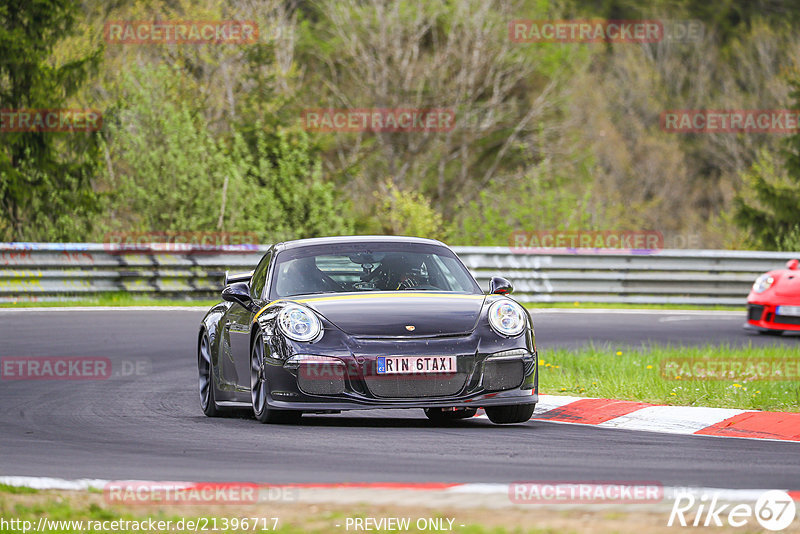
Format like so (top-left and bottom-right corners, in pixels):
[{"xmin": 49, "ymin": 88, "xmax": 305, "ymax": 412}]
[
  {"xmin": 99, "ymin": 64, "xmax": 352, "ymax": 242},
  {"xmin": 99, "ymin": 65, "xmax": 219, "ymax": 234},
  {"xmin": 6, "ymin": 0, "xmax": 800, "ymax": 248},
  {"xmin": 777, "ymin": 225, "xmax": 800, "ymax": 252},
  {"xmin": 295, "ymin": 0, "xmax": 583, "ymax": 223},
  {"xmin": 0, "ymin": 483, "xmax": 38, "ymax": 494},
  {"xmin": 370, "ymin": 181, "xmax": 445, "ymax": 239},
  {"xmin": 734, "ymin": 74, "xmax": 800, "ymax": 252},
  {"xmin": 447, "ymin": 158, "xmax": 596, "ymax": 246},
  {"xmin": 0, "ymin": 0, "xmax": 103, "ymax": 241},
  {"xmin": 239, "ymin": 127, "xmax": 354, "ymax": 241},
  {"xmin": 565, "ymin": 0, "xmax": 799, "ymax": 44}
]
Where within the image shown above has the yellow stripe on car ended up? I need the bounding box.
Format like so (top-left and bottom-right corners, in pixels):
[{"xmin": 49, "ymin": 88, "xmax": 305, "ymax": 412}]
[{"xmin": 252, "ymin": 299, "xmax": 288, "ymax": 323}]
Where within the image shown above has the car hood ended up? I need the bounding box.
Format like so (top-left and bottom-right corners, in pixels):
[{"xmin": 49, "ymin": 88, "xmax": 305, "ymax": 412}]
[
  {"xmin": 775, "ymin": 271, "xmax": 800, "ymax": 297},
  {"xmin": 298, "ymin": 292, "xmax": 486, "ymax": 337}
]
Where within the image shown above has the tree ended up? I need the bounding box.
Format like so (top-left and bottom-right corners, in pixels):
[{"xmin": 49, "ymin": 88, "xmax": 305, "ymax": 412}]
[
  {"xmin": 101, "ymin": 64, "xmax": 352, "ymax": 242},
  {"xmin": 296, "ymin": 0, "xmax": 576, "ymax": 223},
  {"xmin": 734, "ymin": 79, "xmax": 800, "ymax": 251},
  {"xmin": 0, "ymin": 0, "xmax": 103, "ymax": 241}
]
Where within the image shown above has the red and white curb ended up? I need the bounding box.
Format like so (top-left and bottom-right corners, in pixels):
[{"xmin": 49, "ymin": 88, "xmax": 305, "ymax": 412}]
[{"xmin": 477, "ymin": 395, "xmax": 800, "ymax": 442}]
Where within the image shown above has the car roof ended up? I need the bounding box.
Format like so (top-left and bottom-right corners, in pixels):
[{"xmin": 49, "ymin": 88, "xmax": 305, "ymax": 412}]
[{"xmin": 274, "ymin": 235, "xmax": 447, "ymax": 251}]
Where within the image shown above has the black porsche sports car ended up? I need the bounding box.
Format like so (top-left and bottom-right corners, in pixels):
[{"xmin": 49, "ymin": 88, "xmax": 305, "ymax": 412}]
[{"xmin": 197, "ymin": 236, "xmax": 538, "ymax": 424}]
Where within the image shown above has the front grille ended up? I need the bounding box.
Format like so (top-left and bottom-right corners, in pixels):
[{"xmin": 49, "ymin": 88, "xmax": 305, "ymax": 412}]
[
  {"xmin": 483, "ymin": 359, "xmax": 525, "ymax": 391},
  {"xmin": 747, "ymin": 304, "xmax": 765, "ymax": 321},
  {"xmin": 364, "ymin": 373, "xmax": 467, "ymax": 398},
  {"xmin": 774, "ymin": 314, "xmax": 800, "ymax": 325},
  {"xmin": 297, "ymin": 362, "xmax": 346, "ymax": 395}
]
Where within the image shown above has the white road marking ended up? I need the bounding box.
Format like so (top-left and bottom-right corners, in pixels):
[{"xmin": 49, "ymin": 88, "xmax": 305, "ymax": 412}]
[
  {"xmin": 658, "ymin": 315, "xmax": 742, "ymax": 322},
  {"xmin": 597, "ymin": 406, "xmax": 748, "ymax": 434}
]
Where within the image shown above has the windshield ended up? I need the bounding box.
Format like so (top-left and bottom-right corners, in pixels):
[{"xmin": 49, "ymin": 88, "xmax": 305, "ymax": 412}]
[{"xmin": 269, "ymin": 242, "xmax": 481, "ymax": 298}]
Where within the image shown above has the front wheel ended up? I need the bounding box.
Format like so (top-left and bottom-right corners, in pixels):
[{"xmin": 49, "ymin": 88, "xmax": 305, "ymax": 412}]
[
  {"xmin": 251, "ymin": 333, "xmax": 302, "ymax": 424},
  {"xmin": 198, "ymin": 331, "xmax": 222, "ymax": 417},
  {"xmin": 485, "ymin": 404, "xmax": 535, "ymax": 424}
]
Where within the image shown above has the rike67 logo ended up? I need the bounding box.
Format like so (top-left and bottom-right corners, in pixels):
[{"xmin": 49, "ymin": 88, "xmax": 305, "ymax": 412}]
[{"xmin": 668, "ymin": 490, "xmax": 796, "ymax": 531}]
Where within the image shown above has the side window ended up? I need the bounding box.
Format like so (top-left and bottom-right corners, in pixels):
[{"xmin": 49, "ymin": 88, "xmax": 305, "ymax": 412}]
[{"xmin": 250, "ymin": 249, "xmax": 272, "ymax": 299}]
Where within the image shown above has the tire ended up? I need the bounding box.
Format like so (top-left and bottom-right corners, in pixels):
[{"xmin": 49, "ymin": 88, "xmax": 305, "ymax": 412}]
[
  {"xmin": 251, "ymin": 332, "xmax": 302, "ymax": 424},
  {"xmin": 485, "ymin": 404, "xmax": 535, "ymax": 424},
  {"xmin": 198, "ymin": 331, "xmax": 222, "ymax": 417},
  {"xmin": 424, "ymin": 407, "xmax": 477, "ymax": 423}
]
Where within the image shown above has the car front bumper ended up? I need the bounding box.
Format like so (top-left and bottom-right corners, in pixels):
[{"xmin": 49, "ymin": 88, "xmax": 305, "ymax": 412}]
[
  {"xmin": 265, "ymin": 389, "xmax": 538, "ymax": 412},
  {"xmin": 747, "ymin": 301, "xmax": 800, "ymax": 332},
  {"xmin": 261, "ymin": 331, "xmax": 538, "ymax": 412}
]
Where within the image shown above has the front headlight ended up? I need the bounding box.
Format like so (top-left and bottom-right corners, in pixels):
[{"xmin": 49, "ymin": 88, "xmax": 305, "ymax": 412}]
[
  {"xmin": 488, "ymin": 299, "xmax": 526, "ymax": 337},
  {"xmin": 278, "ymin": 305, "xmax": 322, "ymax": 342},
  {"xmin": 753, "ymin": 274, "xmax": 775, "ymax": 293}
]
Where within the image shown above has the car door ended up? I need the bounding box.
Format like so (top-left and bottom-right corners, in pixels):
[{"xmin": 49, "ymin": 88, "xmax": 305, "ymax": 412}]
[{"xmin": 228, "ymin": 249, "xmax": 272, "ymax": 397}]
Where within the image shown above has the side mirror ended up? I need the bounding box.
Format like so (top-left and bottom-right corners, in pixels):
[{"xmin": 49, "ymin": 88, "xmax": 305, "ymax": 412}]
[
  {"xmin": 222, "ymin": 281, "xmax": 255, "ymax": 310},
  {"xmin": 787, "ymin": 259, "xmax": 799, "ymax": 270},
  {"xmin": 224, "ymin": 269, "xmax": 254, "ymax": 286},
  {"xmin": 489, "ymin": 276, "xmax": 513, "ymax": 295}
]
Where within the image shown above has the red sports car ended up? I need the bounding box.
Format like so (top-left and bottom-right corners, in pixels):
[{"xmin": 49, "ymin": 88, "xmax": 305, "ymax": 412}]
[{"xmin": 746, "ymin": 258, "xmax": 800, "ymax": 334}]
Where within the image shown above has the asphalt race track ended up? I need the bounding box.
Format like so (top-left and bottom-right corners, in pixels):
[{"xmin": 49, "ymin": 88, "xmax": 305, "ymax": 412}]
[{"xmin": 1, "ymin": 308, "xmax": 798, "ymax": 489}]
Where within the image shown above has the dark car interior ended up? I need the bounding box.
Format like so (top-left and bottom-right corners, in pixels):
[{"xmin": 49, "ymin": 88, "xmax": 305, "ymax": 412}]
[{"xmin": 274, "ymin": 251, "xmax": 472, "ymax": 296}]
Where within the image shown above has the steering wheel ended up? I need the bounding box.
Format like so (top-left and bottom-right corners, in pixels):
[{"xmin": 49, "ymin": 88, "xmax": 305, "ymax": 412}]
[{"xmin": 398, "ymin": 283, "xmax": 439, "ymax": 290}]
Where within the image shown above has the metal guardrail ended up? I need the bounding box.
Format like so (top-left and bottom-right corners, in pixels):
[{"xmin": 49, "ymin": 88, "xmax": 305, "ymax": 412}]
[{"xmin": 1, "ymin": 243, "xmax": 797, "ymax": 305}]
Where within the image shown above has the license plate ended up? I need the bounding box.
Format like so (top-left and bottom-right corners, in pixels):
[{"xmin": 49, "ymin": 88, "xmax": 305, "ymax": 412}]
[
  {"xmin": 376, "ymin": 356, "xmax": 457, "ymax": 374},
  {"xmin": 776, "ymin": 305, "xmax": 800, "ymax": 316}
]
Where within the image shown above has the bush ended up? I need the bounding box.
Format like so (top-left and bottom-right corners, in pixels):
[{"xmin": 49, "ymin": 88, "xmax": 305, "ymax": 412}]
[{"xmin": 98, "ymin": 64, "xmax": 352, "ymax": 242}]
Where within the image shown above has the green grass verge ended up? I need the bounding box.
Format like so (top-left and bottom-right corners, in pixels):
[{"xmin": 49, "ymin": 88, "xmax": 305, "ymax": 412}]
[
  {"xmin": 539, "ymin": 344, "xmax": 800, "ymax": 412},
  {"xmin": 0, "ymin": 489, "xmax": 559, "ymax": 534},
  {"xmin": 0, "ymin": 292, "xmax": 217, "ymax": 308},
  {"xmin": 0, "ymin": 484, "xmax": 38, "ymax": 495},
  {"xmin": 1, "ymin": 494, "xmax": 204, "ymax": 534}
]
